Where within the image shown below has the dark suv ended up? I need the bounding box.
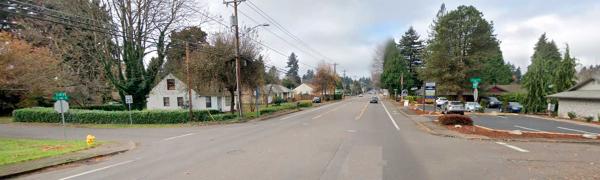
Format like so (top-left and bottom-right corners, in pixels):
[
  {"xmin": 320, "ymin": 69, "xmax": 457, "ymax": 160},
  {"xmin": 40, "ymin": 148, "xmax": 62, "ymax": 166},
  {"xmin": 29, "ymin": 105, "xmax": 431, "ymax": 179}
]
[{"xmin": 485, "ymin": 97, "xmax": 501, "ymax": 108}]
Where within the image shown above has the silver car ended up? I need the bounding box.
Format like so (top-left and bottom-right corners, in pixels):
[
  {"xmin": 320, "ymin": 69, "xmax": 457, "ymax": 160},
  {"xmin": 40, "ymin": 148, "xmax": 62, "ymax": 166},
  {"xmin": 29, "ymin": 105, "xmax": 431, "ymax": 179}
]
[
  {"xmin": 443, "ymin": 101, "xmax": 465, "ymax": 115},
  {"xmin": 465, "ymin": 102, "xmax": 482, "ymax": 112}
]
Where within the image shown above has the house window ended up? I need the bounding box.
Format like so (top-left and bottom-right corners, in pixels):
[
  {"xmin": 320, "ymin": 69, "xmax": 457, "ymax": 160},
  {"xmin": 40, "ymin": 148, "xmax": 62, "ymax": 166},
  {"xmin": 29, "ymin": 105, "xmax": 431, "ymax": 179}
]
[
  {"xmin": 163, "ymin": 97, "xmax": 170, "ymax": 107},
  {"xmin": 167, "ymin": 79, "xmax": 175, "ymax": 90},
  {"xmin": 224, "ymin": 96, "xmax": 231, "ymax": 106},
  {"xmin": 205, "ymin": 96, "xmax": 212, "ymax": 108},
  {"xmin": 177, "ymin": 97, "xmax": 184, "ymax": 107}
]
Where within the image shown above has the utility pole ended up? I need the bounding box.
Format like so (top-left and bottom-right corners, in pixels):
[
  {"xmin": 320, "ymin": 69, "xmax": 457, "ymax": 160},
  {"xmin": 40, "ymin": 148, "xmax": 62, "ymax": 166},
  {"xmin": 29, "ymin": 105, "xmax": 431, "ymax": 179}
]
[
  {"xmin": 224, "ymin": 0, "xmax": 245, "ymax": 118},
  {"xmin": 186, "ymin": 42, "xmax": 193, "ymax": 121}
]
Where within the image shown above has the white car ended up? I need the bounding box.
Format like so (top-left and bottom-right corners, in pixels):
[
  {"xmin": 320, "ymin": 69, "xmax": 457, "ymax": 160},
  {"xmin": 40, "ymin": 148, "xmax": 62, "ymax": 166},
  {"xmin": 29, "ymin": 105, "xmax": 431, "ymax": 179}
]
[
  {"xmin": 443, "ymin": 101, "xmax": 465, "ymax": 115},
  {"xmin": 435, "ymin": 97, "xmax": 448, "ymax": 107},
  {"xmin": 465, "ymin": 102, "xmax": 482, "ymax": 112}
]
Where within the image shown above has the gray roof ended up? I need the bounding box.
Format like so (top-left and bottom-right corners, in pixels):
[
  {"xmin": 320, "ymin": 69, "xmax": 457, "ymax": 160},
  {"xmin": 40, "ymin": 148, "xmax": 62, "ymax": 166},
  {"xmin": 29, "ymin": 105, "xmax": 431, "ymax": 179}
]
[
  {"xmin": 547, "ymin": 90, "xmax": 600, "ymax": 100},
  {"xmin": 263, "ymin": 84, "xmax": 291, "ymax": 93},
  {"xmin": 567, "ymin": 76, "xmax": 600, "ymax": 91}
]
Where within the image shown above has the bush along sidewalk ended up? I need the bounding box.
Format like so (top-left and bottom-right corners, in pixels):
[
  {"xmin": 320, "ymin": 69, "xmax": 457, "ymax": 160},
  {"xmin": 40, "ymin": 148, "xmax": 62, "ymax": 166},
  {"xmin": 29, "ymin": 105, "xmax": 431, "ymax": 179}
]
[{"xmin": 12, "ymin": 101, "xmax": 313, "ymax": 124}]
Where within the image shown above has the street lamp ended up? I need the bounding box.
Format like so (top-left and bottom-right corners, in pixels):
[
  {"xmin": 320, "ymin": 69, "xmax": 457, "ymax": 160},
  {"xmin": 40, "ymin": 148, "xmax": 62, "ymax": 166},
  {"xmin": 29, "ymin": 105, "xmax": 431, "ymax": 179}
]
[{"xmin": 243, "ymin": 23, "xmax": 269, "ymax": 35}]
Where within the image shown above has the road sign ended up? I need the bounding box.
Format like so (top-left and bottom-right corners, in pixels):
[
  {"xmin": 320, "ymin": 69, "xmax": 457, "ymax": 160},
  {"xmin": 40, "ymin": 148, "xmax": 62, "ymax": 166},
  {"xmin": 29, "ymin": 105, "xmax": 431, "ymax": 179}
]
[
  {"xmin": 425, "ymin": 82, "xmax": 436, "ymax": 99},
  {"xmin": 52, "ymin": 92, "xmax": 69, "ymax": 101},
  {"xmin": 54, "ymin": 100, "xmax": 69, "ymax": 113},
  {"xmin": 125, "ymin": 95, "xmax": 133, "ymax": 104},
  {"xmin": 470, "ymin": 77, "xmax": 481, "ymax": 89}
]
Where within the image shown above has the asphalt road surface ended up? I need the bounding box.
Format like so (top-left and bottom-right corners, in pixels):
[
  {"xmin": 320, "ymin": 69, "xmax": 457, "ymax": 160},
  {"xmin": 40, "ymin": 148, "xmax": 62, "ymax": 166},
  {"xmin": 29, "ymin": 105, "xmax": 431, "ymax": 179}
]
[
  {"xmin": 2, "ymin": 97, "xmax": 600, "ymax": 179},
  {"xmin": 471, "ymin": 114, "xmax": 600, "ymax": 134}
]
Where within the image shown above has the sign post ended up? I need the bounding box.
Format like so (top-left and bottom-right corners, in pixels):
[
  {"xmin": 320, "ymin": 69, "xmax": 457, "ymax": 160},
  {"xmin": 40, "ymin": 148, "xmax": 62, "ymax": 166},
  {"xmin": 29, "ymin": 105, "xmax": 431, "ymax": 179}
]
[
  {"xmin": 470, "ymin": 77, "xmax": 481, "ymax": 102},
  {"xmin": 53, "ymin": 92, "xmax": 69, "ymax": 140},
  {"xmin": 125, "ymin": 95, "xmax": 133, "ymax": 124},
  {"xmin": 425, "ymin": 82, "xmax": 436, "ymax": 112}
]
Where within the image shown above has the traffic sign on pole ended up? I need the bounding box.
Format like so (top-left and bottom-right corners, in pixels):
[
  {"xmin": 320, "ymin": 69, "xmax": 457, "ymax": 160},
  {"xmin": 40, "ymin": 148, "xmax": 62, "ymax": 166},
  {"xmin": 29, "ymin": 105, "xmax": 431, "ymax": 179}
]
[{"xmin": 125, "ymin": 95, "xmax": 133, "ymax": 124}]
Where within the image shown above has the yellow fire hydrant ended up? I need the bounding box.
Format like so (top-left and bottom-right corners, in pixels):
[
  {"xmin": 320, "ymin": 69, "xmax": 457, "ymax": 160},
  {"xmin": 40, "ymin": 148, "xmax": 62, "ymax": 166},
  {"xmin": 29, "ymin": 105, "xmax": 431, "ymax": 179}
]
[{"xmin": 86, "ymin": 134, "xmax": 96, "ymax": 146}]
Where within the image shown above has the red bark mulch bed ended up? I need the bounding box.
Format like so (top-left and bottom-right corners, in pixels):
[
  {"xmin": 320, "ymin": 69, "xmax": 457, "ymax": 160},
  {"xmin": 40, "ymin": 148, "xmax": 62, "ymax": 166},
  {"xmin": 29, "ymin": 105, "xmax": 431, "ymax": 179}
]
[{"xmin": 445, "ymin": 124, "xmax": 594, "ymax": 140}]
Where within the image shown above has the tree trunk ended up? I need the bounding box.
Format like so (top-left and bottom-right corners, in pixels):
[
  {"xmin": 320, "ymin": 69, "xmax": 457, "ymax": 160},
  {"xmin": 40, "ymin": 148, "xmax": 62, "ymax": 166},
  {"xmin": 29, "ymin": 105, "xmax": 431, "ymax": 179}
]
[{"xmin": 229, "ymin": 90, "xmax": 235, "ymax": 114}]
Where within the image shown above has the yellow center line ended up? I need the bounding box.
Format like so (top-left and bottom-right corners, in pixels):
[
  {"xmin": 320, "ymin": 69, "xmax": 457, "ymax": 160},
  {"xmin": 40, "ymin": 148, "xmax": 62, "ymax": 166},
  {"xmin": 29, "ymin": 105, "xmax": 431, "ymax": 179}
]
[{"xmin": 355, "ymin": 103, "xmax": 369, "ymax": 120}]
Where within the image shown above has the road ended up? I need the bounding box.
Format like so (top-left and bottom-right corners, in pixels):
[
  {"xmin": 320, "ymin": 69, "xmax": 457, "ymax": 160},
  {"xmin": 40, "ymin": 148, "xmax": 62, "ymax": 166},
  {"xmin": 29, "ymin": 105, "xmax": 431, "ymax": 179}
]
[
  {"xmin": 2, "ymin": 97, "xmax": 600, "ymax": 179},
  {"xmin": 470, "ymin": 114, "xmax": 600, "ymax": 134}
]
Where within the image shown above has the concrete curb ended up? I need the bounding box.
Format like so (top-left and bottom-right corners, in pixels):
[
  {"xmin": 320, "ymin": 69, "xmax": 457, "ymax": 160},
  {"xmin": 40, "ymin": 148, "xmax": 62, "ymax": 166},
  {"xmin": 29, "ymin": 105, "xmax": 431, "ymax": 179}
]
[
  {"xmin": 388, "ymin": 100, "xmax": 600, "ymax": 145},
  {"xmin": 0, "ymin": 140, "xmax": 135, "ymax": 178}
]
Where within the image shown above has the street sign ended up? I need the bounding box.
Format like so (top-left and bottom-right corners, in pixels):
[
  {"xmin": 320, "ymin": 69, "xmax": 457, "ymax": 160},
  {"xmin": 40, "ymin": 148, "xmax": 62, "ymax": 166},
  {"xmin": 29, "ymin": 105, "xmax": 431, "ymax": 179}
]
[
  {"xmin": 54, "ymin": 100, "xmax": 69, "ymax": 113},
  {"xmin": 470, "ymin": 77, "xmax": 481, "ymax": 89},
  {"xmin": 52, "ymin": 92, "xmax": 69, "ymax": 101},
  {"xmin": 125, "ymin": 95, "xmax": 133, "ymax": 104}
]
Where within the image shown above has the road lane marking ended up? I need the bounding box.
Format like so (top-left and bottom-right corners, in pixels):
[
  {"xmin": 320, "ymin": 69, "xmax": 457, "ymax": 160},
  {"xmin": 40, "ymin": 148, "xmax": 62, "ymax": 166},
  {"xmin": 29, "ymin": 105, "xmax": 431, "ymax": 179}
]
[
  {"xmin": 381, "ymin": 102, "xmax": 400, "ymax": 130},
  {"xmin": 497, "ymin": 116, "xmax": 508, "ymax": 119},
  {"xmin": 279, "ymin": 102, "xmax": 337, "ymax": 120},
  {"xmin": 59, "ymin": 160, "xmax": 135, "ymax": 180},
  {"xmin": 355, "ymin": 103, "xmax": 369, "ymax": 120},
  {"xmin": 312, "ymin": 114, "xmax": 323, "ymax": 119},
  {"xmin": 312, "ymin": 104, "xmax": 346, "ymax": 120},
  {"xmin": 514, "ymin": 125, "xmax": 544, "ymax": 132},
  {"xmin": 495, "ymin": 142, "xmax": 529, "ymax": 152},
  {"xmin": 162, "ymin": 133, "xmax": 195, "ymax": 141},
  {"xmin": 557, "ymin": 127, "xmax": 595, "ymax": 134}
]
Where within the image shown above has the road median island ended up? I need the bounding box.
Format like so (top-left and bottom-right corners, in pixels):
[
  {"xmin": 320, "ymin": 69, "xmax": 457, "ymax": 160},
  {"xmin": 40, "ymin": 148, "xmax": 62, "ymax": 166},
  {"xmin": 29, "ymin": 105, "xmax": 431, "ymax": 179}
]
[
  {"xmin": 0, "ymin": 138, "xmax": 134, "ymax": 178},
  {"xmin": 390, "ymin": 101, "xmax": 600, "ymax": 144}
]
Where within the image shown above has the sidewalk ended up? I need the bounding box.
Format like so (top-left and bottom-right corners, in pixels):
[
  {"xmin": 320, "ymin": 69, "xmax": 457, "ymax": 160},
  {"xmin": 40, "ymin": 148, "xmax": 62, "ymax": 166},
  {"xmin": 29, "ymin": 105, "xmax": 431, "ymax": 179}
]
[{"xmin": 0, "ymin": 140, "xmax": 135, "ymax": 178}]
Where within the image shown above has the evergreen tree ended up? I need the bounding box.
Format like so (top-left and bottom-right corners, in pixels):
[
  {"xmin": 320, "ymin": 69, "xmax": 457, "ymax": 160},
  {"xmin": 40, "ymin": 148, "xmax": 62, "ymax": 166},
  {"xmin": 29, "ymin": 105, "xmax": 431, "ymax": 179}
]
[
  {"xmin": 398, "ymin": 26, "xmax": 424, "ymax": 88},
  {"xmin": 523, "ymin": 33, "xmax": 562, "ymax": 112},
  {"xmin": 421, "ymin": 5, "xmax": 503, "ymax": 96},
  {"xmin": 380, "ymin": 39, "xmax": 411, "ymax": 92},
  {"xmin": 553, "ymin": 44, "xmax": 577, "ymax": 92},
  {"xmin": 513, "ymin": 67, "xmax": 522, "ymax": 83},
  {"xmin": 302, "ymin": 69, "xmax": 315, "ymax": 83},
  {"xmin": 284, "ymin": 52, "xmax": 301, "ymax": 87},
  {"xmin": 265, "ymin": 66, "xmax": 280, "ymax": 84}
]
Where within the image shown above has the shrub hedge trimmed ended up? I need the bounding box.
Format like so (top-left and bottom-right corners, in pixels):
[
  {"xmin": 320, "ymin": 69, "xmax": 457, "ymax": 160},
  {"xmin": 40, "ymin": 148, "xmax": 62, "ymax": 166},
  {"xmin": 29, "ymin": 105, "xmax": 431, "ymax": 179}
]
[
  {"xmin": 438, "ymin": 114, "xmax": 473, "ymax": 126},
  {"xmin": 72, "ymin": 104, "xmax": 126, "ymax": 111},
  {"xmin": 13, "ymin": 108, "xmax": 228, "ymax": 124}
]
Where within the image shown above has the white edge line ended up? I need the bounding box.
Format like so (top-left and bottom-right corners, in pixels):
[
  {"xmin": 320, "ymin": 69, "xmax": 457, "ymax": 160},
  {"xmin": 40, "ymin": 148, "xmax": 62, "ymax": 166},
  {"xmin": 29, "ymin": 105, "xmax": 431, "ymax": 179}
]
[
  {"xmin": 59, "ymin": 160, "xmax": 135, "ymax": 180},
  {"xmin": 162, "ymin": 133, "xmax": 194, "ymax": 141},
  {"xmin": 557, "ymin": 127, "xmax": 594, "ymax": 134},
  {"xmin": 312, "ymin": 115, "xmax": 322, "ymax": 119},
  {"xmin": 381, "ymin": 102, "xmax": 400, "ymax": 130},
  {"xmin": 514, "ymin": 125, "xmax": 544, "ymax": 132},
  {"xmin": 495, "ymin": 142, "xmax": 529, "ymax": 152}
]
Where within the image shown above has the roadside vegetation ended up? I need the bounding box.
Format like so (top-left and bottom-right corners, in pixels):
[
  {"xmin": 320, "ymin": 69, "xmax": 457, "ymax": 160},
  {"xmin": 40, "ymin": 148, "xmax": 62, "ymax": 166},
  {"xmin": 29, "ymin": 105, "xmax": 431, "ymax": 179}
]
[
  {"xmin": 0, "ymin": 138, "xmax": 96, "ymax": 165},
  {"xmin": 0, "ymin": 116, "xmax": 12, "ymax": 124}
]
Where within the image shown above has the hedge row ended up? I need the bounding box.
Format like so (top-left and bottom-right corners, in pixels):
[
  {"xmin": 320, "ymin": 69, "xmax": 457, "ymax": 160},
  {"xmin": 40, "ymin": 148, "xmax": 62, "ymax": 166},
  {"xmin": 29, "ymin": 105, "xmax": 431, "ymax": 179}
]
[
  {"xmin": 12, "ymin": 108, "xmax": 229, "ymax": 124},
  {"xmin": 438, "ymin": 114, "xmax": 473, "ymax": 126},
  {"xmin": 72, "ymin": 104, "xmax": 126, "ymax": 111}
]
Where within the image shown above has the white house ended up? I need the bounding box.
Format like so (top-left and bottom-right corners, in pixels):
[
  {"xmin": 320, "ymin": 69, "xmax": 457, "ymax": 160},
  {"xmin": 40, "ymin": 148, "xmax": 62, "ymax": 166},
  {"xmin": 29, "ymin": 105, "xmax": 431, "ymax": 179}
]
[
  {"xmin": 146, "ymin": 73, "xmax": 235, "ymax": 112},
  {"xmin": 547, "ymin": 76, "xmax": 600, "ymax": 120},
  {"xmin": 263, "ymin": 84, "xmax": 292, "ymax": 103},
  {"xmin": 293, "ymin": 83, "xmax": 315, "ymax": 95}
]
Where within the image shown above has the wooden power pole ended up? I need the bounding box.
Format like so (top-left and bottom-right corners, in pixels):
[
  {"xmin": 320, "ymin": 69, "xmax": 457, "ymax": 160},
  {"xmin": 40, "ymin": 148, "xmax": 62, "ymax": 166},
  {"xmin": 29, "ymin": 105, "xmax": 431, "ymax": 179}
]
[
  {"xmin": 224, "ymin": 0, "xmax": 245, "ymax": 118},
  {"xmin": 186, "ymin": 42, "xmax": 193, "ymax": 121}
]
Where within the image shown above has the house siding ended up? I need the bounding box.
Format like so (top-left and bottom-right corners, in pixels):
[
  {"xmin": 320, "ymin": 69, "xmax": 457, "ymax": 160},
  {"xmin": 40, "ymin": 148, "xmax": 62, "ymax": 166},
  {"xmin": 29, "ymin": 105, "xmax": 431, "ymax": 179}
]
[
  {"xmin": 557, "ymin": 99, "xmax": 600, "ymax": 120},
  {"xmin": 147, "ymin": 74, "xmax": 234, "ymax": 112}
]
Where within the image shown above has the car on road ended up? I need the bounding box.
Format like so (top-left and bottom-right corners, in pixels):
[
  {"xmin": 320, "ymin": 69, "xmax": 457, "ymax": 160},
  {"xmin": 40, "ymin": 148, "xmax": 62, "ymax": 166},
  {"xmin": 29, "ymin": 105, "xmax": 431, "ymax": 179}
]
[
  {"xmin": 485, "ymin": 97, "xmax": 501, "ymax": 108},
  {"xmin": 502, "ymin": 102, "xmax": 523, "ymax": 113},
  {"xmin": 435, "ymin": 97, "xmax": 448, "ymax": 108},
  {"xmin": 358, "ymin": 94, "xmax": 363, "ymax": 97},
  {"xmin": 443, "ymin": 101, "xmax": 465, "ymax": 115},
  {"xmin": 465, "ymin": 102, "xmax": 482, "ymax": 112},
  {"xmin": 370, "ymin": 96, "xmax": 378, "ymax": 103},
  {"xmin": 312, "ymin": 97, "xmax": 321, "ymax": 103}
]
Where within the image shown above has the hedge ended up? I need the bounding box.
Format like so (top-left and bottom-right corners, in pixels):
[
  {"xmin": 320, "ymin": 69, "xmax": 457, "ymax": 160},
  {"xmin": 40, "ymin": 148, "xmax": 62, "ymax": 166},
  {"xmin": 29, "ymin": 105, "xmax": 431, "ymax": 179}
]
[
  {"xmin": 438, "ymin": 114, "xmax": 473, "ymax": 126},
  {"xmin": 72, "ymin": 104, "xmax": 126, "ymax": 111},
  {"xmin": 12, "ymin": 108, "xmax": 228, "ymax": 124}
]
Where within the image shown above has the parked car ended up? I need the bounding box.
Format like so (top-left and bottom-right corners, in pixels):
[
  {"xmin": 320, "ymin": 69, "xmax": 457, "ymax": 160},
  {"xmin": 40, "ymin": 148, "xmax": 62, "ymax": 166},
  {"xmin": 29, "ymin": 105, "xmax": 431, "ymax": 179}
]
[
  {"xmin": 312, "ymin": 97, "xmax": 321, "ymax": 103},
  {"xmin": 370, "ymin": 96, "xmax": 378, "ymax": 103},
  {"xmin": 435, "ymin": 97, "xmax": 448, "ymax": 108},
  {"xmin": 465, "ymin": 102, "xmax": 482, "ymax": 112},
  {"xmin": 502, "ymin": 102, "xmax": 523, "ymax": 113},
  {"xmin": 443, "ymin": 101, "xmax": 465, "ymax": 115},
  {"xmin": 358, "ymin": 94, "xmax": 363, "ymax": 97},
  {"xmin": 486, "ymin": 97, "xmax": 501, "ymax": 108}
]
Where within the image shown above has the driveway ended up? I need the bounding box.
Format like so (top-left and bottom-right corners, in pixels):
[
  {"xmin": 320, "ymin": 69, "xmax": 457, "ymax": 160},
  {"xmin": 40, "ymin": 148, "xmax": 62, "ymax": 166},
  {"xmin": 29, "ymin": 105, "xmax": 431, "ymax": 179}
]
[{"xmin": 470, "ymin": 114, "xmax": 600, "ymax": 134}]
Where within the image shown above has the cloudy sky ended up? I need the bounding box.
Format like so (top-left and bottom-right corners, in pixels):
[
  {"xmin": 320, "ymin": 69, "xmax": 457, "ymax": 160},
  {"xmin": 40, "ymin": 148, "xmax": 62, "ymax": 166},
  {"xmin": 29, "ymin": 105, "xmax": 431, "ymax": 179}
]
[{"xmin": 198, "ymin": 0, "xmax": 600, "ymax": 79}]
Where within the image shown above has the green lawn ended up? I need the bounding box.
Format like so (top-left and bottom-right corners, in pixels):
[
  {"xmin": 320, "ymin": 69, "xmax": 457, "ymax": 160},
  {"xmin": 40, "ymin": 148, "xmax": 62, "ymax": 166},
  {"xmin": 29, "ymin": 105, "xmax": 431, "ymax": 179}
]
[
  {"xmin": 0, "ymin": 138, "xmax": 94, "ymax": 165},
  {"xmin": 0, "ymin": 116, "xmax": 12, "ymax": 124}
]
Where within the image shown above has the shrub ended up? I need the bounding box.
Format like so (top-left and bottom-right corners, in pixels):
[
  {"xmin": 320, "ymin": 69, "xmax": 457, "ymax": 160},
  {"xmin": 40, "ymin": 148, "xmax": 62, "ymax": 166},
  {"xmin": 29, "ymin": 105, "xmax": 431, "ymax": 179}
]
[
  {"xmin": 479, "ymin": 99, "xmax": 488, "ymax": 109},
  {"xmin": 438, "ymin": 114, "xmax": 473, "ymax": 126},
  {"xmin": 72, "ymin": 104, "xmax": 126, "ymax": 111},
  {"xmin": 584, "ymin": 116, "xmax": 594, "ymax": 122},
  {"xmin": 297, "ymin": 100, "xmax": 312, "ymax": 108},
  {"xmin": 273, "ymin": 97, "xmax": 285, "ymax": 106},
  {"xmin": 13, "ymin": 108, "xmax": 223, "ymax": 124},
  {"xmin": 567, "ymin": 111, "xmax": 577, "ymax": 119},
  {"xmin": 498, "ymin": 93, "xmax": 527, "ymax": 105}
]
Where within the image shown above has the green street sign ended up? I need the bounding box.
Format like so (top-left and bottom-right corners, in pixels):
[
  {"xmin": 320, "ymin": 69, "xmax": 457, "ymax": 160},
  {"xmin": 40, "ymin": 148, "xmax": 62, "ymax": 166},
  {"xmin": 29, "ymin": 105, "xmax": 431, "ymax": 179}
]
[
  {"xmin": 470, "ymin": 77, "xmax": 481, "ymax": 89},
  {"xmin": 53, "ymin": 92, "xmax": 69, "ymax": 101}
]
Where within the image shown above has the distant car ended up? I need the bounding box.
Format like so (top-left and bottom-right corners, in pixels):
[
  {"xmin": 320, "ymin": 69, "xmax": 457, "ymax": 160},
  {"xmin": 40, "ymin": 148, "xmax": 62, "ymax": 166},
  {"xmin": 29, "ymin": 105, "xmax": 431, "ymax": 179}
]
[
  {"xmin": 502, "ymin": 102, "xmax": 523, "ymax": 113},
  {"xmin": 435, "ymin": 97, "xmax": 448, "ymax": 107},
  {"xmin": 443, "ymin": 101, "xmax": 465, "ymax": 115},
  {"xmin": 486, "ymin": 97, "xmax": 501, "ymax": 108},
  {"xmin": 312, "ymin": 97, "xmax": 321, "ymax": 103},
  {"xmin": 465, "ymin": 102, "xmax": 482, "ymax": 112},
  {"xmin": 358, "ymin": 94, "xmax": 363, "ymax": 97},
  {"xmin": 370, "ymin": 96, "xmax": 378, "ymax": 103}
]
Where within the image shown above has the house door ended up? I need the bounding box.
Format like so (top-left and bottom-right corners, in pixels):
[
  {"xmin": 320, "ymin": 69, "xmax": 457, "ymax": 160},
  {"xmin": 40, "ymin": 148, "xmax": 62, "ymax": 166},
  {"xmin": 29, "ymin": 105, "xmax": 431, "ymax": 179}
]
[{"xmin": 217, "ymin": 97, "xmax": 223, "ymax": 111}]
